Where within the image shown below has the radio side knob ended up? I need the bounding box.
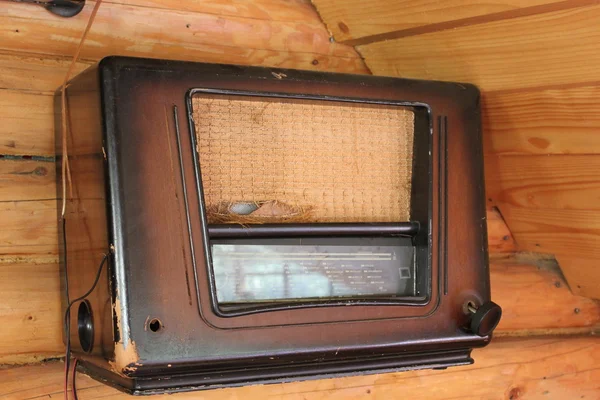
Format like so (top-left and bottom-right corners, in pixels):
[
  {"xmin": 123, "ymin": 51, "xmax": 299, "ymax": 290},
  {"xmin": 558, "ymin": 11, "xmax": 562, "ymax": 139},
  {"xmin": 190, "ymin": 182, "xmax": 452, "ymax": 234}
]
[{"xmin": 468, "ymin": 301, "xmax": 502, "ymax": 337}]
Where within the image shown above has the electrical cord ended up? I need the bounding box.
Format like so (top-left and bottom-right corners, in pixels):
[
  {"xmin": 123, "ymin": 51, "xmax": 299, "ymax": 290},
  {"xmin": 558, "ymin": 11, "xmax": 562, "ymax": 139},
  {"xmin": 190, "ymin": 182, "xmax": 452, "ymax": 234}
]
[
  {"xmin": 63, "ymin": 248, "xmax": 109, "ymax": 398},
  {"xmin": 70, "ymin": 358, "xmax": 79, "ymax": 400},
  {"xmin": 57, "ymin": 0, "xmax": 103, "ymax": 396},
  {"xmin": 63, "ymin": 218, "xmax": 110, "ymax": 399}
]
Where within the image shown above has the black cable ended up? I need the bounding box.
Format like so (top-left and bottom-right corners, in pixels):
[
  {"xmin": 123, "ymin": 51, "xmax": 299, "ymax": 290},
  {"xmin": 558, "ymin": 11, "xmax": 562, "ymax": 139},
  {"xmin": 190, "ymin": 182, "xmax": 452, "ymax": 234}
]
[
  {"xmin": 62, "ymin": 217, "xmax": 71, "ymax": 400},
  {"xmin": 62, "ymin": 217, "xmax": 110, "ymax": 399},
  {"xmin": 63, "ymin": 251, "xmax": 108, "ymax": 399},
  {"xmin": 63, "ymin": 252, "xmax": 109, "ymax": 322}
]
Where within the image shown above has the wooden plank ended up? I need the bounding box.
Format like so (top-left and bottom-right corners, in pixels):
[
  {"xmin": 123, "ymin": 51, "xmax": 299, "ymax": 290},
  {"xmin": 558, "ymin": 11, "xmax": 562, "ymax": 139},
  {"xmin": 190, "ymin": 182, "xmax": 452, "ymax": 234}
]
[
  {"xmin": 0, "ymin": 159, "xmax": 55, "ymax": 201},
  {"xmin": 0, "ymin": 263, "xmax": 62, "ymax": 364},
  {"xmin": 0, "ymin": 2, "xmax": 368, "ymax": 74},
  {"xmin": 556, "ymin": 256, "xmax": 600, "ymax": 300},
  {"xmin": 485, "ymin": 155, "xmax": 600, "ymax": 209},
  {"xmin": 2, "ymin": 255, "xmax": 597, "ymax": 363},
  {"xmin": 0, "ymin": 52, "xmax": 91, "ymax": 93},
  {"xmin": 0, "ymin": 90, "xmax": 56, "ymax": 156},
  {"xmin": 0, "ymin": 0, "xmax": 353, "ymax": 58},
  {"xmin": 2, "ymin": 337, "xmax": 599, "ymax": 399},
  {"xmin": 497, "ymin": 205, "xmax": 600, "ymax": 260},
  {"xmin": 491, "ymin": 257, "xmax": 600, "ymax": 336},
  {"xmin": 312, "ymin": 0, "xmax": 572, "ymax": 42},
  {"xmin": 114, "ymin": 0, "xmax": 321, "ymax": 23},
  {"xmin": 487, "ymin": 206, "xmax": 516, "ymax": 252},
  {"xmin": 358, "ymin": 4, "xmax": 600, "ymax": 91},
  {"xmin": 0, "ymin": 200, "xmax": 58, "ymax": 259},
  {"xmin": 483, "ymin": 84, "xmax": 600, "ymax": 155}
]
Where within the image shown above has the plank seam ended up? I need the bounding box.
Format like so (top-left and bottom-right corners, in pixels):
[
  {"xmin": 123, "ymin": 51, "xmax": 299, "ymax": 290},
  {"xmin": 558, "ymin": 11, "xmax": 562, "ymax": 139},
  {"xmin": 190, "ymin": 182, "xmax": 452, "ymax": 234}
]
[
  {"xmin": 0, "ymin": 155, "xmax": 55, "ymax": 162},
  {"xmin": 485, "ymin": 80, "xmax": 600, "ymax": 96},
  {"xmin": 0, "ymin": 45, "xmax": 361, "ymax": 67},
  {"xmin": 308, "ymin": 0, "xmax": 373, "ymax": 75},
  {"xmin": 347, "ymin": 0, "xmax": 600, "ymax": 46}
]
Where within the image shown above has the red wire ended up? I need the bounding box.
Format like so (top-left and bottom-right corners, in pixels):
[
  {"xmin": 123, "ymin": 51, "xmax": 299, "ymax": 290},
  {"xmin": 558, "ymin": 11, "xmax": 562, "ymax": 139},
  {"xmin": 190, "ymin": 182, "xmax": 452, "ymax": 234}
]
[
  {"xmin": 64, "ymin": 357, "xmax": 78, "ymax": 400},
  {"xmin": 64, "ymin": 357, "xmax": 69, "ymax": 400},
  {"xmin": 72, "ymin": 359, "xmax": 79, "ymax": 400}
]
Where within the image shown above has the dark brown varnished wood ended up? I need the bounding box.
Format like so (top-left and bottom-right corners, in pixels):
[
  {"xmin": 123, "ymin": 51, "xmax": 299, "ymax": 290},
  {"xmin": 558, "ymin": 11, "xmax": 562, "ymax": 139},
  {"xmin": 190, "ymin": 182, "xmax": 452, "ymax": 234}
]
[{"xmin": 57, "ymin": 56, "xmax": 493, "ymax": 394}]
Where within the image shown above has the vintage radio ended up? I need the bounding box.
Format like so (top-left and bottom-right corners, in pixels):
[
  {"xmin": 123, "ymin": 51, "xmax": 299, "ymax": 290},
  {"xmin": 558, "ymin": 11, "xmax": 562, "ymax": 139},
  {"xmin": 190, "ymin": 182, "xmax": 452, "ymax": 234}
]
[{"xmin": 57, "ymin": 56, "xmax": 501, "ymax": 394}]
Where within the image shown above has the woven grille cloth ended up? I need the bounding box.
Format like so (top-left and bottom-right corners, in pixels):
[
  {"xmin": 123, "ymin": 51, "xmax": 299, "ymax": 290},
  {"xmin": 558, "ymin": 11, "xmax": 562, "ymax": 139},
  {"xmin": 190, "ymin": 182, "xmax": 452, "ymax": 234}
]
[{"xmin": 193, "ymin": 94, "xmax": 414, "ymax": 223}]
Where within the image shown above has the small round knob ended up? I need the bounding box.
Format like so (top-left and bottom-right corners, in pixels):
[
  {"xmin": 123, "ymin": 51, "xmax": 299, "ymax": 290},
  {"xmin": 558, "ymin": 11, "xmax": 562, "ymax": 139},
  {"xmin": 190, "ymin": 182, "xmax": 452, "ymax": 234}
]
[
  {"xmin": 45, "ymin": 0, "xmax": 86, "ymax": 18},
  {"xmin": 468, "ymin": 301, "xmax": 502, "ymax": 337}
]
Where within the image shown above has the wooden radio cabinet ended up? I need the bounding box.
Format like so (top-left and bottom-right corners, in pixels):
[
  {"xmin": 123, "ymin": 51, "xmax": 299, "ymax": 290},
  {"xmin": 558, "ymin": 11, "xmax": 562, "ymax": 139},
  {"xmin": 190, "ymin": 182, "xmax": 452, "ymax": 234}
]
[{"xmin": 57, "ymin": 57, "xmax": 501, "ymax": 394}]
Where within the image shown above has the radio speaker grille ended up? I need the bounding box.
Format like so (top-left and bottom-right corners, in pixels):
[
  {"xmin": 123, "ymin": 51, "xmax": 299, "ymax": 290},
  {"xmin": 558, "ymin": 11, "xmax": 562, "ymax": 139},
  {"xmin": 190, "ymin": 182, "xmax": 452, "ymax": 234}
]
[{"xmin": 193, "ymin": 94, "xmax": 414, "ymax": 223}]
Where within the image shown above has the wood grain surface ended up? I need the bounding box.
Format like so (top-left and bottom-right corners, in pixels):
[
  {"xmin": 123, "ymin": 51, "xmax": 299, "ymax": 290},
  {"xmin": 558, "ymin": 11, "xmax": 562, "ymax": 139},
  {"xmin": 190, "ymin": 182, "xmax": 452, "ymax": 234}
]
[
  {"xmin": 556, "ymin": 256, "xmax": 600, "ymax": 299},
  {"xmin": 0, "ymin": 159, "xmax": 56, "ymax": 201},
  {"xmin": 487, "ymin": 207, "xmax": 516, "ymax": 253},
  {"xmin": 0, "ymin": 262, "xmax": 62, "ymax": 364},
  {"xmin": 2, "ymin": 337, "xmax": 599, "ymax": 399},
  {"xmin": 0, "ymin": 91, "xmax": 56, "ymax": 156},
  {"xmin": 0, "ymin": 200, "xmax": 58, "ymax": 259},
  {"xmin": 0, "ymin": 1, "xmax": 367, "ymax": 74},
  {"xmin": 0, "ymin": 52, "xmax": 91, "ymax": 94},
  {"xmin": 312, "ymin": 0, "xmax": 579, "ymax": 43},
  {"xmin": 482, "ymin": 83, "xmax": 600, "ymax": 155},
  {"xmin": 358, "ymin": 4, "xmax": 600, "ymax": 91},
  {"xmin": 114, "ymin": 0, "xmax": 321, "ymax": 22},
  {"xmin": 497, "ymin": 205, "xmax": 600, "ymax": 260},
  {"xmin": 485, "ymin": 155, "xmax": 600, "ymax": 209}
]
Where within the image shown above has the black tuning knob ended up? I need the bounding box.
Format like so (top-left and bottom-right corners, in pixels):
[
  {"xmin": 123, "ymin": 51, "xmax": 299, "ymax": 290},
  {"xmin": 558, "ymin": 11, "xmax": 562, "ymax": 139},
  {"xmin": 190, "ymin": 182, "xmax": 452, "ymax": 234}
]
[
  {"xmin": 467, "ymin": 301, "xmax": 502, "ymax": 337},
  {"xmin": 45, "ymin": 0, "xmax": 86, "ymax": 18}
]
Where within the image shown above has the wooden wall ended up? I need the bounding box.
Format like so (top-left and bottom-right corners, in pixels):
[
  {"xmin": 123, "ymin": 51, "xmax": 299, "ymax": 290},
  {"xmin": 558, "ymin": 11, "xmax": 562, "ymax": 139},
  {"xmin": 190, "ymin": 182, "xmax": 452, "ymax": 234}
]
[
  {"xmin": 3, "ymin": 337, "xmax": 600, "ymax": 399},
  {"xmin": 312, "ymin": 0, "xmax": 600, "ymax": 300},
  {"xmin": 0, "ymin": 1, "xmax": 599, "ymax": 399}
]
